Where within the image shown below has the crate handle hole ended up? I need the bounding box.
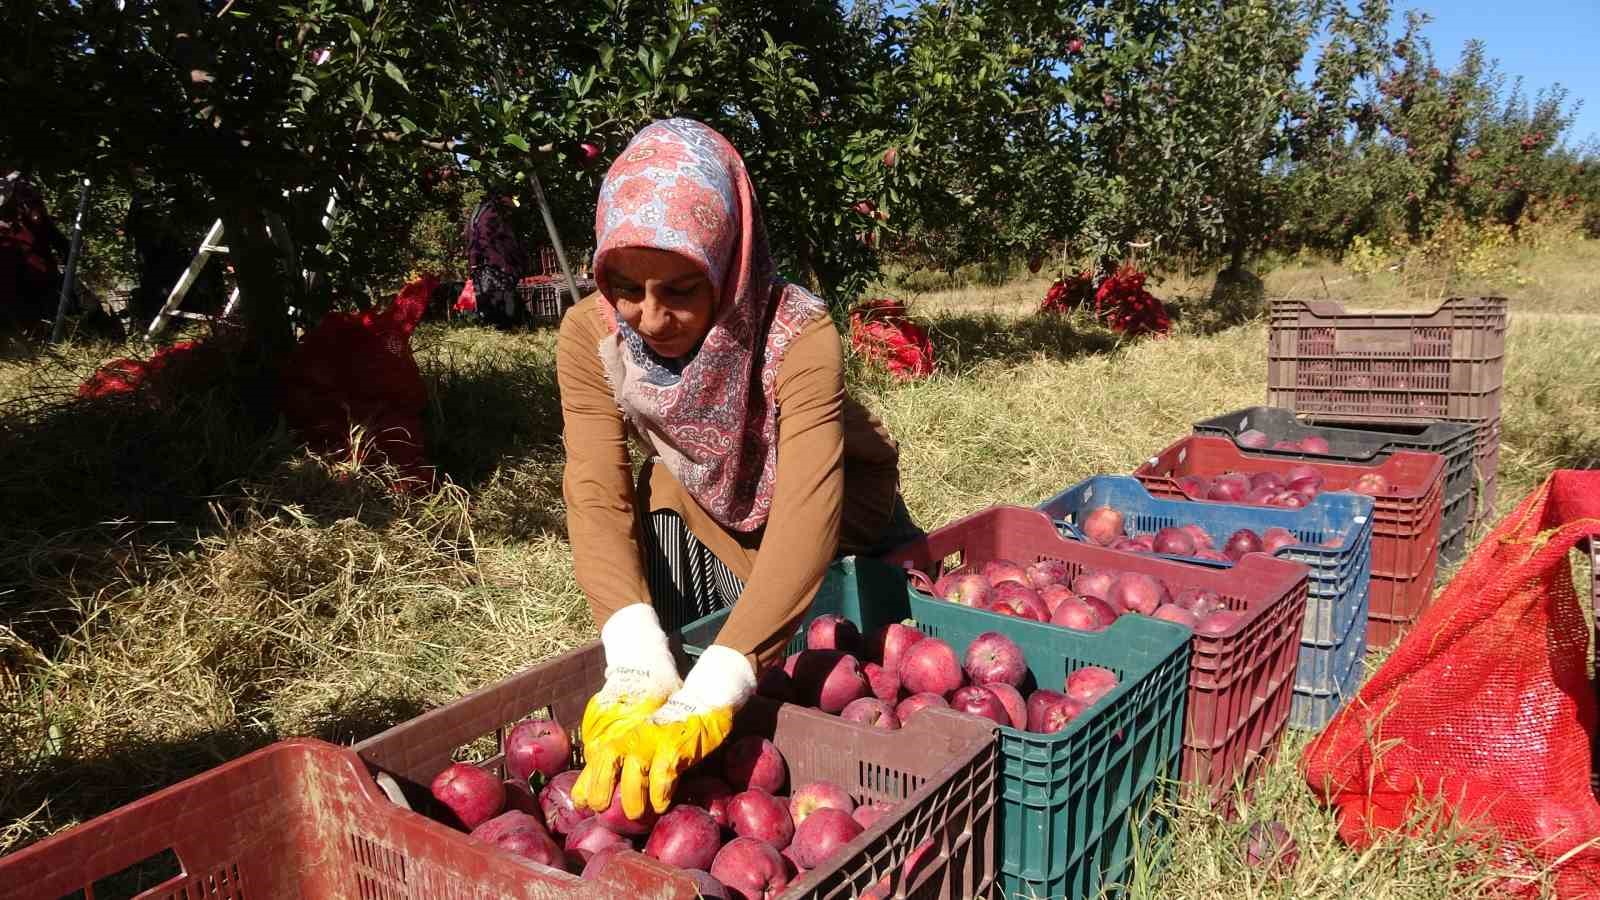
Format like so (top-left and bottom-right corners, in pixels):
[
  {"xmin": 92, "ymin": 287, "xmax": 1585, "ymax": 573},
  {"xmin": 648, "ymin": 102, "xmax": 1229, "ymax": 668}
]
[{"xmin": 68, "ymin": 846, "xmax": 184, "ymax": 900}]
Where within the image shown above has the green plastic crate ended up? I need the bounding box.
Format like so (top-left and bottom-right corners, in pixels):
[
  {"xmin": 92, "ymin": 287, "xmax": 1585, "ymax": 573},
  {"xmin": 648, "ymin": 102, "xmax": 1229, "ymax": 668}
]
[{"xmin": 679, "ymin": 556, "xmax": 1192, "ymax": 900}]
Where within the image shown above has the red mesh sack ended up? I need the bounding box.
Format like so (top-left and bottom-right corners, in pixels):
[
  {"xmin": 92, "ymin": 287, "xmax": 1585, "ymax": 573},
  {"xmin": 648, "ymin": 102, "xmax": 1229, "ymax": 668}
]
[
  {"xmin": 1038, "ymin": 271, "xmax": 1094, "ymax": 315},
  {"xmin": 1304, "ymin": 469, "xmax": 1600, "ymax": 896},
  {"xmin": 279, "ymin": 276, "xmax": 434, "ymax": 487},
  {"xmin": 849, "ymin": 298, "xmax": 934, "ymax": 381},
  {"xmin": 78, "ymin": 340, "xmax": 232, "ymax": 406}
]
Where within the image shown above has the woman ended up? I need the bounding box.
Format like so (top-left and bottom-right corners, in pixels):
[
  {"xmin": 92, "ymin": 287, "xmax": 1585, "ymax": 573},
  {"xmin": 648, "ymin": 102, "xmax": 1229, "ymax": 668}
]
[
  {"xmin": 559, "ymin": 119, "xmax": 907, "ymax": 820},
  {"xmin": 464, "ymin": 189, "xmax": 531, "ymax": 328}
]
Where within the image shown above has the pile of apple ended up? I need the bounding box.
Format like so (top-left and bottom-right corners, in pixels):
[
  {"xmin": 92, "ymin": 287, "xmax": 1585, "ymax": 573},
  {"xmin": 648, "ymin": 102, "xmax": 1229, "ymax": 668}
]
[
  {"xmin": 1235, "ymin": 429, "xmax": 1332, "ymax": 454},
  {"xmin": 762, "ymin": 615, "xmax": 1121, "ymax": 737},
  {"xmin": 1165, "ymin": 462, "xmax": 1390, "ymax": 508},
  {"xmin": 1078, "ymin": 504, "xmax": 1326, "ymax": 562},
  {"xmin": 923, "ymin": 547, "xmax": 1243, "ymax": 636},
  {"xmin": 426, "ymin": 716, "xmax": 928, "ymax": 899}
]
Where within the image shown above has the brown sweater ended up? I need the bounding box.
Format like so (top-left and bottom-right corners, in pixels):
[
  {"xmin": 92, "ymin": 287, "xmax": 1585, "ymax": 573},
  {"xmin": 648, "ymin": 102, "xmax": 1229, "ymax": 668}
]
[{"xmin": 558, "ymin": 295, "xmax": 900, "ymax": 669}]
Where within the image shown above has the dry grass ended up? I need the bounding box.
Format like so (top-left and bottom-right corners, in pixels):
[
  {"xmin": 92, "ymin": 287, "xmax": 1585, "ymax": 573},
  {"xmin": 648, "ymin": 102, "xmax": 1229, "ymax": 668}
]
[{"xmin": 2, "ymin": 237, "xmax": 1599, "ymax": 897}]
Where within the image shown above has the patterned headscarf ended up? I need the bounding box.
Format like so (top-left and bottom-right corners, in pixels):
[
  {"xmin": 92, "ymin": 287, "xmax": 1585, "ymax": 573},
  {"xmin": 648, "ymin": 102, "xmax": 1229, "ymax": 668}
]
[{"xmin": 593, "ymin": 118, "xmax": 828, "ymax": 532}]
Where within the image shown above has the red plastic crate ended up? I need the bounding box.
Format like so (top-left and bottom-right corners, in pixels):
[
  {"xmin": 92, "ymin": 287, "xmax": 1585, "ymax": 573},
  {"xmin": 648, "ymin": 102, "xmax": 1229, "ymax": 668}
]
[
  {"xmin": 1266, "ymin": 297, "xmax": 1507, "ymax": 420},
  {"xmin": 1134, "ymin": 436, "xmax": 1445, "ymax": 649},
  {"xmin": 880, "ymin": 506, "xmax": 1310, "ymax": 805},
  {"xmin": 354, "ymin": 640, "xmax": 999, "ymax": 900},
  {"xmin": 1134, "ymin": 436, "xmax": 1444, "ymax": 574},
  {"xmin": 0, "ymin": 738, "xmax": 694, "ymax": 900}
]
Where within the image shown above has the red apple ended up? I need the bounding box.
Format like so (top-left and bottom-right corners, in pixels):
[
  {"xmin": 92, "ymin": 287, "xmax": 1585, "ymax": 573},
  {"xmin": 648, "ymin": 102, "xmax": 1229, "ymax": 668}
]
[
  {"xmin": 1108, "ymin": 572, "xmax": 1168, "ymax": 615},
  {"xmin": 728, "ymin": 789, "xmax": 795, "ymax": 850},
  {"xmin": 853, "ymin": 803, "xmax": 893, "ymax": 830},
  {"xmin": 431, "ymin": 762, "xmax": 506, "ymax": 830},
  {"xmin": 1261, "ymin": 527, "xmax": 1298, "ymax": 553},
  {"xmin": 793, "ymin": 650, "xmax": 868, "ymax": 713},
  {"xmin": 895, "ymin": 692, "xmax": 948, "ymax": 725},
  {"xmin": 645, "ymin": 805, "xmax": 723, "ymax": 871},
  {"xmin": 1172, "ymin": 587, "xmax": 1223, "ymax": 617},
  {"xmin": 881, "ymin": 147, "xmax": 899, "ymax": 168},
  {"xmin": 504, "ymin": 718, "xmax": 571, "ymax": 782},
  {"xmin": 486, "ymin": 816, "xmax": 565, "ymax": 869},
  {"xmin": 790, "ymin": 781, "xmax": 855, "ymax": 828},
  {"xmin": 1177, "ymin": 475, "xmax": 1212, "ymax": 498},
  {"xmin": 597, "ymin": 785, "xmax": 658, "ymax": 836},
  {"xmin": 1026, "ymin": 559, "xmax": 1072, "ymax": 588},
  {"xmin": 1081, "ymin": 506, "xmax": 1127, "ymax": 545},
  {"xmin": 580, "ymin": 845, "xmax": 625, "ymax": 879},
  {"xmin": 563, "ymin": 817, "xmax": 630, "ymax": 868},
  {"xmin": 853, "ymin": 200, "xmax": 876, "ymax": 216},
  {"xmin": 679, "ymin": 774, "xmax": 736, "ymax": 829},
  {"xmin": 1152, "ymin": 527, "xmax": 1197, "ymax": 556},
  {"xmin": 899, "ymin": 638, "xmax": 964, "ymax": 696},
  {"xmin": 1244, "ymin": 820, "xmax": 1300, "ymax": 872},
  {"xmin": 982, "ymin": 558, "xmax": 1029, "ymax": 586},
  {"xmin": 470, "ymin": 809, "xmax": 544, "ymax": 846},
  {"xmin": 1051, "ymin": 597, "xmax": 1108, "ymax": 632},
  {"xmin": 1026, "ymin": 690, "xmax": 1085, "ymax": 733},
  {"xmin": 1237, "ymin": 429, "xmax": 1270, "ymax": 449},
  {"xmin": 807, "ymin": 614, "xmax": 861, "ymax": 653},
  {"xmin": 538, "ymin": 770, "xmax": 592, "ymax": 837},
  {"xmin": 982, "ymin": 682, "xmax": 1027, "ymax": 729},
  {"xmin": 1072, "ymin": 570, "xmax": 1114, "ymax": 599},
  {"xmin": 504, "ymin": 777, "xmax": 542, "ymax": 818},
  {"xmin": 575, "ymin": 141, "xmax": 603, "ymax": 167},
  {"xmin": 962, "ymin": 630, "xmax": 1027, "ymax": 687},
  {"xmin": 869, "ymin": 622, "xmax": 925, "ymax": 673},
  {"xmin": 711, "ymin": 837, "xmax": 791, "ymax": 900},
  {"xmin": 791, "ymin": 807, "xmax": 864, "ymax": 870},
  {"xmin": 1208, "ymin": 474, "xmax": 1251, "ymax": 502},
  {"xmin": 1065, "ymin": 666, "xmax": 1119, "ymax": 706},
  {"xmin": 1152, "ymin": 604, "xmax": 1199, "ymax": 628},
  {"xmin": 1249, "ymin": 471, "xmax": 1286, "ymax": 493},
  {"xmin": 950, "ymin": 685, "xmax": 1010, "ymax": 725},
  {"xmin": 1038, "ymin": 583, "xmax": 1077, "ymax": 615},
  {"xmin": 1299, "ymin": 436, "xmax": 1331, "ymax": 454},
  {"xmin": 1197, "ymin": 609, "xmax": 1245, "ymax": 636},
  {"xmin": 1224, "ymin": 528, "xmax": 1264, "ymax": 560},
  {"xmin": 1182, "ymin": 523, "xmax": 1215, "ymax": 549},
  {"xmin": 863, "ymin": 661, "xmax": 901, "ymax": 702},
  {"xmin": 724, "ymin": 736, "xmax": 788, "ymax": 795},
  {"xmin": 988, "ymin": 582, "xmax": 1048, "ymax": 621},
  {"xmin": 1273, "ymin": 440, "xmax": 1300, "ymax": 451},
  {"xmin": 1082, "ymin": 596, "xmax": 1122, "ymax": 625},
  {"xmin": 841, "ymin": 696, "xmax": 901, "ymax": 730},
  {"xmin": 942, "ymin": 573, "xmax": 993, "ymax": 607}
]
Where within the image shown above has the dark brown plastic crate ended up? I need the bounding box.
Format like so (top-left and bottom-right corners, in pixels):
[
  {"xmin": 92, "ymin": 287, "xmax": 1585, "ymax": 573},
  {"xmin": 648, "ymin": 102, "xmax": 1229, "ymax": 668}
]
[
  {"xmin": 0, "ymin": 739, "xmax": 693, "ymax": 900},
  {"xmin": 1267, "ymin": 297, "xmax": 1507, "ymax": 421},
  {"xmin": 355, "ymin": 640, "xmax": 999, "ymax": 900}
]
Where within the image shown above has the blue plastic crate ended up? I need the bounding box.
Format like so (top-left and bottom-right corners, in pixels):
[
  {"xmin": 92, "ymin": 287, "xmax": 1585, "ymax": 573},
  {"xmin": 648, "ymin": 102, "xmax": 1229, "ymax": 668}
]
[
  {"xmin": 1289, "ymin": 590, "xmax": 1369, "ymax": 730},
  {"xmin": 1037, "ymin": 475, "xmax": 1374, "ymax": 734},
  {"xmin": 679, "ymin": 557, "xmax": 1191, "ymax": 900}
]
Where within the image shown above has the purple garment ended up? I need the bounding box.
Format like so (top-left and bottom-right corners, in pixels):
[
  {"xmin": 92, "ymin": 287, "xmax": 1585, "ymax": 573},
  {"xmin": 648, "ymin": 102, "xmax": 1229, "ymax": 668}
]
[{"xmin": 465, "ymin": 199, "xmax": 531, "ymax": 279}]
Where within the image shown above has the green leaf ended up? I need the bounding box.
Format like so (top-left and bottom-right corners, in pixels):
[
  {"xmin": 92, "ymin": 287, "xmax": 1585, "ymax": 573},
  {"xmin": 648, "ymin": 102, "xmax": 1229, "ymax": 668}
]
[
  {"xmin": 504, "ymin": 133, "xmax": 531, "ymax": 152},
  {"xmin": 384, "ymin": 61, "xmax": 409, "ymax": 92},
  {"xmin": 397, "ymin": 116, "xmax": 418, "ymax": 134}
]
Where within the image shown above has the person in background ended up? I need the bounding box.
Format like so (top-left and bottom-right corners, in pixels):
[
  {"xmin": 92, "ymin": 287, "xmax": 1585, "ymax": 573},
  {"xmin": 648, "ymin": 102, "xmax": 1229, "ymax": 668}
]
[
  {"xmin": 0, "ymin": 163, "xmax": 69, "ymax": 332},
  {"xmin": 556, "ymin": 118, "xmax": 914, "ymax": 821},
  {"xmin": 464, "ymin": 189, "xmax": 531, "ymax": 329}
]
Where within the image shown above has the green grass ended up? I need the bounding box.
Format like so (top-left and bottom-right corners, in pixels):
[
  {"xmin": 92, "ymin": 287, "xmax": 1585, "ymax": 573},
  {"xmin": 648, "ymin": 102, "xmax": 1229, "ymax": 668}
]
[{"xmin": 2, "ymin": 239, "xmax": 1598, "ymax": 896}]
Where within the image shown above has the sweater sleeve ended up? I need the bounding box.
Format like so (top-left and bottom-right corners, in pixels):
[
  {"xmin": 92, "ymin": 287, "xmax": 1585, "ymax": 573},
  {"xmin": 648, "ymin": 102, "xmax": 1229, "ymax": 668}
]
[
  {"xmin": 557, "ymin": 301, "xmax": 652, "ymax": 630},
  {"xmin": 710, "ymin": 320, "xmax": 846, "ymax": 669}
]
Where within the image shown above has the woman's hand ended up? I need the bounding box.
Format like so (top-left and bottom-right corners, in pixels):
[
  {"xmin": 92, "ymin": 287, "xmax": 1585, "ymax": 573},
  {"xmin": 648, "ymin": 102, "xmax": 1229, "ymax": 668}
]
[
  {"xmin": 576, "ymin": 644, "xmax": 755, "ymax": 820},
  {"xmin": 570, "ymin": 604, "xmax": 680, "ymax": 811}
]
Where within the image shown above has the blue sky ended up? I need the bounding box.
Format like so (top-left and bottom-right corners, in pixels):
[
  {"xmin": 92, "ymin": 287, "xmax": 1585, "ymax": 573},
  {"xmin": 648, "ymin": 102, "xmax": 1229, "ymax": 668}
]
[{"xmin": 1396, "ymin": 1, "xmax": 1599, "ymax": 145}]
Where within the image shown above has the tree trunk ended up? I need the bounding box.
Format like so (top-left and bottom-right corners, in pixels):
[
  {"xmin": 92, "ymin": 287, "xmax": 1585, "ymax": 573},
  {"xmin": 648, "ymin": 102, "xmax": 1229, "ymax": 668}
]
[{"xmin": 219, "ymin": 203, "xmax": 294, "ymax": 361}]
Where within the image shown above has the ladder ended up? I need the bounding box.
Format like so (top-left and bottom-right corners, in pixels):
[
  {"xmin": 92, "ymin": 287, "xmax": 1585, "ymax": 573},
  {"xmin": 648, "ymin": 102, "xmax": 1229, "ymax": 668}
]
[{"xmin": 145, "ymin": 193, "xmax": 338, "ymax": 340}]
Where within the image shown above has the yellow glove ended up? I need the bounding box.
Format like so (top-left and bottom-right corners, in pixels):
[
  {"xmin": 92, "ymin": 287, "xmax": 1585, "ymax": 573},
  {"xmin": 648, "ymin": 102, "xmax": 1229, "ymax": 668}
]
[
  {"xmin": 571, "ymin": 604, "xmax": 681, "ymax": 812},
  {"xmin": 587, "ymin": 644, "xmax": 756, "ymax": 820}
]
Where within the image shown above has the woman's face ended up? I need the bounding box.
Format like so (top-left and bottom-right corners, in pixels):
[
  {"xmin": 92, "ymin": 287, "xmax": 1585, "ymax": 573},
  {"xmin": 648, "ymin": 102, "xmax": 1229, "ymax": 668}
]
[{"xmin": 603, "ymin": 246, "xmax": 716, "ymax": 359}]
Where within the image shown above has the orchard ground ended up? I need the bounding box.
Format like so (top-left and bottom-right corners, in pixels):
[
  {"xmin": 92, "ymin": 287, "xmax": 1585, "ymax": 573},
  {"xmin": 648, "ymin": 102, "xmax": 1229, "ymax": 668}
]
[{"xmin": 2, "ymin": 235, "xmax": 1598, "ymax": 897}]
